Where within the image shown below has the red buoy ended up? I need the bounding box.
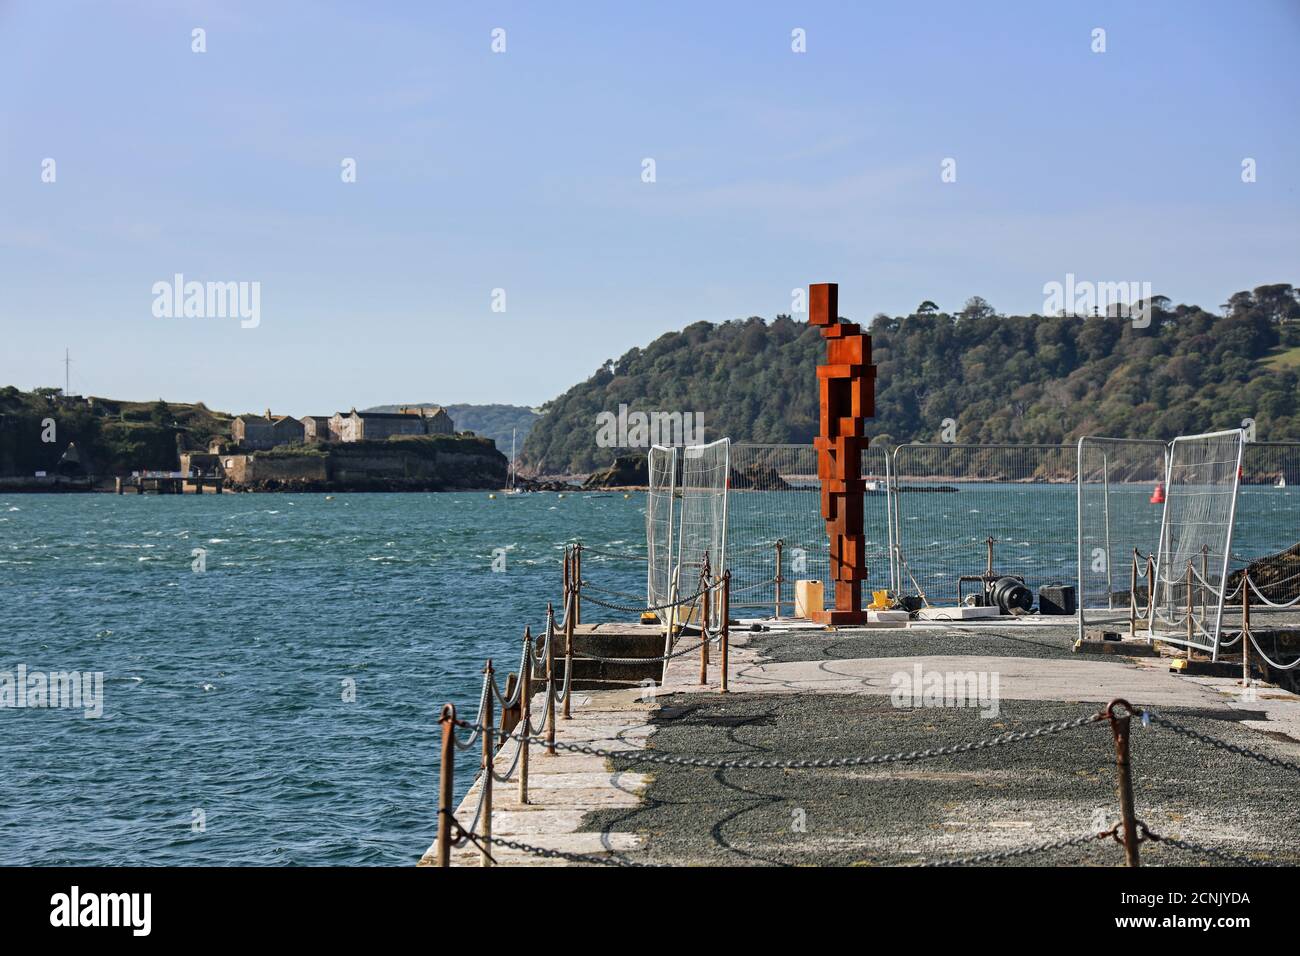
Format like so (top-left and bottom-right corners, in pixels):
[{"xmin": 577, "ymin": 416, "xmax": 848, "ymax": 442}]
[{"xmin": 1150, "ymin": 481, "xmax": 1165, "ymax": 504}]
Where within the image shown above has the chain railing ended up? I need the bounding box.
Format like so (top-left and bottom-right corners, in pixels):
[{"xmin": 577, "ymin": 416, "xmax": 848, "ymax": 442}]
[
  {"xmin": 433, "ymin": 540, "xmax": 1299, "ymax": 868},
  {"xmin": 433, "ymin": 674, "xmax": 1300, "ymax": 867},
  {"xmin": 431, "ymin": 543, "xmax": 733, "ymax": 867},
  {"xmin": 1122, "ymin": 552, "xmax": 1300, "ymax": 677}
]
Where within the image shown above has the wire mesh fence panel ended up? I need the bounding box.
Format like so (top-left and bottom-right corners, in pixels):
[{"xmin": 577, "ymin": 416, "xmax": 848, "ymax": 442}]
[
  {"xmin": 725, "ymin": 444, "xmax": 894, "ymax": 614},
  {"xmin": 1234, "ymin": 442, "xmax": 1300, "ymax": 576},
  {"xmin": 891, "ymin": 444, "xmax": 1077, "ymax": 607},
  {"xmin": 645, "ymin": 445, "xmax": 677, "ymax": 609},
  {"xmin": 726, "ymin": 445, "xmax": 825, "ymax": 612},
  {"xmin": 860, "ymin": 444, "xmax": 895, "ymax": 598},
  {"xmin": 676, "ymin": 438, "xmax": 730, "ymax": 621},
  {"xmin": 1152, "ymin": 430, "xmax": 1244, "ymax": 656},
  {"xmin": 1076, "ymin": 437, "xmax": 1169, "ymax": 635},
  {"xmin": 1226, "ymin": 442, "xmax": 1300, "ymax": 648}
]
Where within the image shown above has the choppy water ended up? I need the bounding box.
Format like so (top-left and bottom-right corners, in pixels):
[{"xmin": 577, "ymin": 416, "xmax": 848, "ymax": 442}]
[
  {"xmin": 2, "ymin": 484, "xmax": 1295, "ymax": 865},
  {"xmin": 0, "ymin": 492, "xmax": 647, "ymax": 865}
]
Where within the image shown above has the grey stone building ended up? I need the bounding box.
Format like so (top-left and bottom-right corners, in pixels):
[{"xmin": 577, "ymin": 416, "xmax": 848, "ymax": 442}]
[
  {"xmin": 328, "ymin": 407, "xmax": 456, "ymax": 442},
  {"xmin": 232, "ymin": 410, "xmax": 305, "ymax": 450},
  {"xmin": 301, "ymin": 415, "xmax": 332, "ymax": 442}
]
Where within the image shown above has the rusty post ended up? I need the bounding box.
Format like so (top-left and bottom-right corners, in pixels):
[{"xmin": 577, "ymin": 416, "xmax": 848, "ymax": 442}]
[
  {"xmin": 1242, "ymin": 572, "xmax": 1251, "ymax": 687},
  {"xmin": 700, "ymin": 553, "xmax": 711, "ymax": 685},
  {"xmin": 1145, "ymin": 553, "xmax": 1155, "ymax": 643},
  {"xmin": 481, "ymin": 659, "xmax": 494, "ymax": 867},
  {"xmin": 1185, "ymin": 560, "xmax": 1194, "ymax": 653},
  {"xmin": 519, "ymin": 630, "xmax": 531, "ymax": 805},
  {"xmin": 1129, "ymin": 550, "xmax": 1139, "ymax": 639},
  {"xmin": 563, "ymin": 546, "xmax": 571, "ymax": 611},
  {"xmin": 774, "ymin": 539, "xmax": 784, "ymax": 620},
  {"xmin": 545, "ymin": 608, "xmax": 556, "ymax": 756},
  {"xmin": 721, "ymin": 570, "xmax": 730, "ymax": 693},
  {"xmin": 563, "ymin": 586, "xmax": 574, "ymax": 719},
  {"xmin": 574, "ymin": 545, "xmax": 582, "ymax": 626},
  {"xmin": 1107, "ymin": 699, "xmax": 1141, "ymax": 867},
  {"xmin": 1200, "ymin": 544, "xmax": 1209, "ymax": 622},
  {"xmin": 436, "ymin": 703, "xmax": 456, "ymax": 867}
]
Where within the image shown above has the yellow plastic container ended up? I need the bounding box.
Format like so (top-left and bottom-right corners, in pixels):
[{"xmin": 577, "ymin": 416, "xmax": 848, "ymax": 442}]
[{"xmin": 795, "ymin": 580, "xmax": 824, "ymax": 620}]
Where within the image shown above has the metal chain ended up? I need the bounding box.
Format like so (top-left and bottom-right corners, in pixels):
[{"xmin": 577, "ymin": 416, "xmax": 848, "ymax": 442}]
[
  {"xmin": 580, "ymin": 583, "xmax": 714, "ymax": 615},
  {"xmin": 441, "ymin": 811, "xmax": 497, "ymax": 863},
  {"xmin": 573, "ymin": 636, "xmax": 719, "ymax": 665},
  {"xmin": 726, "ymin": 577, "xmax": 778, "ymax": 595},
  {"xmin": 1140, "ymin": 710, "xmax": 1300, "ymax": 777},
  {"xmin": 457, "ymin": 709, "xmax": 1105, "ymax": 771},
  {"xmin": 467, "ymin": 829, "xmax": 666, "ymax": 868},
  {"xmin": 1144, "ymin": 835, "xmax": 1285, "ymax": 867},
  {"xmin": 449, "ymin": 811, "xmax": 1285, "ymax": 869},
  {"xmin": 488, "ymin": 727, "xmax": 525, "ymax": 783},
  {"xmin": 1244, "ymin": 571, "xmax": 1300, "ymax": 608},
  {"xmin": 1244, "ymin": 627, "xmax": 1300, "ymax": 671},
  {"xmin": 551, "ymin": 649, "xmax": 573, "ymax": 704},
  {"xmin": 451, "ymin": 676, "xmax": 490, "ymax": 751}
]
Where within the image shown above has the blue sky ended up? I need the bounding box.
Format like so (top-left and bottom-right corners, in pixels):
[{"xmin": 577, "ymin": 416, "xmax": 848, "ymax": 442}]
[{"xmin": 1, "ymin": 0, "xmax": 1296, "ymax": 414}]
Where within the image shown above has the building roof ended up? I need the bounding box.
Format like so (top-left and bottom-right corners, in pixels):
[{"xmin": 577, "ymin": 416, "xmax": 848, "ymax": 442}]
[
  {"xmin": 235, "ymin": 412, "xmax": 298, "ymax": 424},
  {"xmin": 337, "ymin": 410, "xmax": 430, "ymax": 420}
]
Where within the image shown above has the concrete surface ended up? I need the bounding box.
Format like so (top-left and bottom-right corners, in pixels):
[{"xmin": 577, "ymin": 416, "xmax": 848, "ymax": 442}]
[{"xmin": 423, "ymin": 617, "xmax": 1300, "ymax": 866}]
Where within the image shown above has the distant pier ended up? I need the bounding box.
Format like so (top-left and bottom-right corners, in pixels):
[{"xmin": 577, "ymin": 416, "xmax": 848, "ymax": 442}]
[{"xmin": 116, "ymin": 474, "xmax": 225, "ymax": 494}]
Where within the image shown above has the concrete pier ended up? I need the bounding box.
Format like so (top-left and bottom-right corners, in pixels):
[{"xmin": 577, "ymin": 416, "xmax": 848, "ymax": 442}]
[
  {"xmin": 418, "ymin": 688, "xmax": 655, "ymax": 866},
  {"xmin": 116, "ymin": 475, "xmax": 224, "ymax": 494},
  {"xmin": 423, "ymin": 617, "xmax": 1300, "ymax": 866}
]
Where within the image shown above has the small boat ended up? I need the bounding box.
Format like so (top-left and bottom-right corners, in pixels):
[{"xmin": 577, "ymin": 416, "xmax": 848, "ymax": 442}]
[
  {"xmin": 1277, "ymin": 475, "xmax": 1287, "ymax": 488},
  {"xmin": 503, "ymin": 429, "xmax": 524, "ymax": 495}
]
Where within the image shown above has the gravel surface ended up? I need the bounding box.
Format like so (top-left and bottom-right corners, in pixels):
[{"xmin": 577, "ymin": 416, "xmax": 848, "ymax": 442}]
[
  {"xmin": 747, "ymin": 621, "xmax": 1100, "ymax": 664},
  {"xmin": 578, "ymin": 692, "xmax": 1300, "ymax": 867}
]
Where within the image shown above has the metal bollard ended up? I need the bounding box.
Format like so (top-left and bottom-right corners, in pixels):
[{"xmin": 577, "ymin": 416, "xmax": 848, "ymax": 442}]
[
  {"xmin": 1242, "ymin": 573, "xmax": 1252, "ymax": 687},
  {"xmin": 563, "ymin": 546, "xmax": 571, "ymax": 608},
  {"xmin": 700, "ymin": 554, "xmax": 711, "ymax": 686},
  {"xmin": 1106, "ymin": 699, "xmax": 1141, "ymax": 867},
  {"xmin": 1185, "ymin": 561, "xmax": 1194, "ymax": 653},
  {"xmin": 436, "ymin": 703, "xmax": 456, "ymax": 867},
  {"xmin": 1129, "ymin": 550, "xmax": 1139, "ymax": 640},
  {"xmin": 563, "ymin": 586, "xmax": 574, "ymax": 720},
  {"xmin": 1145, "ymin": 553, "xmax": 1155, "ymax": 644},
  {"xmin": 481, "ymin": 659, "xmax": 494, "ymax": 868},
  {"xmin": 574, "ymin": 546, "xmax": 582, "ymax": 626},
  {"xmin": 545, "ymin": 612, "xmax": 557, "ymax": 756},
  {"xmin": 1200, "ymin": 545, "xmax": 1209, "ymax": 623},
  {"xmin": 721, "ymin": 570, "xmax": 730, "ymax": 693},
  {"xmin": 774, "ymin": 539, "xmax": 784, "ymax": 620},
  {"xmin": 519, "ymin": 631, "xmax": 532, "ymax": 805}
]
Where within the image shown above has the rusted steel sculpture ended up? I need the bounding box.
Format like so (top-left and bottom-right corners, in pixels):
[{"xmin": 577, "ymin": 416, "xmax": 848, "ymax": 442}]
[{"xmin": 809, "ymin": 283, "xmax": 875, "ymax": 625}]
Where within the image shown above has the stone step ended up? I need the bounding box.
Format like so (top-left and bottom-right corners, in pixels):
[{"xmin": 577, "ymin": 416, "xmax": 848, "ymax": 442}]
[{"xmin": 527, "ymin": 623, "xmax": 675, "ymax": 687}]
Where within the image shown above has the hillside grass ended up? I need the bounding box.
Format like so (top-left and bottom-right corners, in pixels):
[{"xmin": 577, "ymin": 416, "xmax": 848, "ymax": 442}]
[{"xmin": 1262, "ymin": 345, "xmax": 1300, "ymax": 370}]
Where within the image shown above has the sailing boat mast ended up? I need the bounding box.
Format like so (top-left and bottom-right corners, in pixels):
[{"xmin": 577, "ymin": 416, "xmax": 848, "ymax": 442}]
[{"xmin": 507, "ymin": 429, "xmax": 517, "ymax": 492}]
